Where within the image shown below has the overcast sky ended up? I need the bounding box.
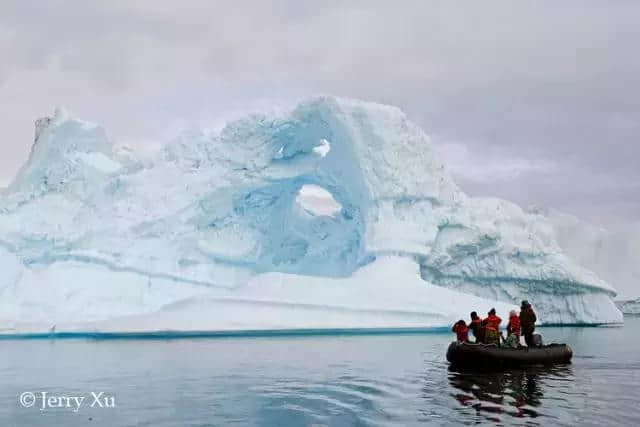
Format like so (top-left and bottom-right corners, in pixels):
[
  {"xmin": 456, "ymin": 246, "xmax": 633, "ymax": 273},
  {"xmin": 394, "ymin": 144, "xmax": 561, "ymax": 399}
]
[{"xmin": 1, "ymin": 0, "xmax": 639, "ymax": 228}]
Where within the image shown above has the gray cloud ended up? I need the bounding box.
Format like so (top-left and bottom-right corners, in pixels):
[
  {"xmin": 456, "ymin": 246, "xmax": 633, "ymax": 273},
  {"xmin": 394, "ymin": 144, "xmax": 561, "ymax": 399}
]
[{"xmin": 1, "ymin": 0, "xmax": 638, "ymax": 227}]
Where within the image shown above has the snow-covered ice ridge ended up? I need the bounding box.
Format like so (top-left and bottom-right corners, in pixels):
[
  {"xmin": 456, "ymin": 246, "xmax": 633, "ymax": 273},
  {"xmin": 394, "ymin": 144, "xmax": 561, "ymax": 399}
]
[{"xmin": 0, "ymin": 97, "xmax": 622, "ymax": 334}]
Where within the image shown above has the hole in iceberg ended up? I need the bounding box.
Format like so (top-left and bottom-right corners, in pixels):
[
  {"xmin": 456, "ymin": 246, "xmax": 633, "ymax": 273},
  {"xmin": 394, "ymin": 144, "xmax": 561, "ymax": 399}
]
[{"xmin": 295, "ymin": 184, "xmax": 341, "ymax": 217}]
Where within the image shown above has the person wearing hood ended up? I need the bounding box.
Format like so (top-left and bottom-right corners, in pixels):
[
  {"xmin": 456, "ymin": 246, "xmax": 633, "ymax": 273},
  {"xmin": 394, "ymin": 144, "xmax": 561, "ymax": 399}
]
[
  {"xmin": 503, "ymin": 309, "xmax": 521, "ymax": 348},
  {"xmin": 482, "ymin": 308, "xmax": 502, "ymax": 345},
  {"xmin": 452, "ymin": 319, "xmax": 470, "ymax": 343},
  {"xmin": 519, "ymin": 300, "xmax": 537, "ymax": 347},
  {"xmin": 507, "ymin": 309, "xmax": 521, "ymax": 339}
]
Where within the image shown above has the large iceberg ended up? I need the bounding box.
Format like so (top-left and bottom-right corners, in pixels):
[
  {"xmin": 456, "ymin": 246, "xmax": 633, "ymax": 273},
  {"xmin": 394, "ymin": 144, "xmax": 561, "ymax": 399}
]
[{"xmin": 0, "ymin": 98, "xmax": 622, "ymax": 334}]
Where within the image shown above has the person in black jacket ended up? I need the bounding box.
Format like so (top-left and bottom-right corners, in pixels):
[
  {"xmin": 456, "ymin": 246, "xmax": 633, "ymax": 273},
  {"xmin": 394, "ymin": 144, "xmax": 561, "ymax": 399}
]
[
  {"xmin": 468, "ymin": 311, "xmax": 484, "ymax": 343},
  {"xmin": 519, "ymin": 300, "xmax": 537, "ymax": 346}
]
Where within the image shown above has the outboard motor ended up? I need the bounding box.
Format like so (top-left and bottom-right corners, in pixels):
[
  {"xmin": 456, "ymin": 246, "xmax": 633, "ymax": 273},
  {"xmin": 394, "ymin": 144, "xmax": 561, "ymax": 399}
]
[{"xmin": 532, "ymin": 334, "xmax": 543, "ymax": 347}]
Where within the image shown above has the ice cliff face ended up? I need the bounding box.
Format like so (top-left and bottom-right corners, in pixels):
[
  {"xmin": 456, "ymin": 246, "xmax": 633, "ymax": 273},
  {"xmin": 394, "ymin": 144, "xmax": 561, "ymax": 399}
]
[{"xmin": 0, "ymin": 97, "xmax": 622, "ymax": 333}]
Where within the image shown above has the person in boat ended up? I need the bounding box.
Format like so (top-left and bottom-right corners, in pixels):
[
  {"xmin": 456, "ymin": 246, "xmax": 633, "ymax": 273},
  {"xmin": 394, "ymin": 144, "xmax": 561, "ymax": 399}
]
[
  {"xmin": 503, "ymin": 310, "xmax": 521, "ymax": 348},
  {"xmin": 507, "ymin": 309, "xmax": 521, "ymax": 339},
  {"xmin": 483, "ymin": 308, "xmax": 502, "ymax": 345},
  {"xmin": 469, "ymin": 311, "xmax": 484, "ymax": 343},
  {"xmin": 520, "ymin": 300, "xmax": 537, "ymax": 347},
  {"xmin": 452, "ymin": 319, "xmax": 470, "ymax": 342}
]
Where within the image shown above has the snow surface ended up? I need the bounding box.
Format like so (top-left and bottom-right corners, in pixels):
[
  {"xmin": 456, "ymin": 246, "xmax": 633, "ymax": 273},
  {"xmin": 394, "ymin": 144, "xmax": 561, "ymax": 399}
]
[{"xmin": 0, "ymin": 97, "xmax": 622, "ymax": 334}]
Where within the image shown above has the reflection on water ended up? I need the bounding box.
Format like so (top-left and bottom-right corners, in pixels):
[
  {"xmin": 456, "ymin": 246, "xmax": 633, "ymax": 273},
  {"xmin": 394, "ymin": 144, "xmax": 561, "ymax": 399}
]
[
  {"xmin": 2, "ymin": 319, "xmax": 640, "ymax": 426},
  {"xmin": 447, "ymin": 366, "xmax": 572, "ymax": 422}
]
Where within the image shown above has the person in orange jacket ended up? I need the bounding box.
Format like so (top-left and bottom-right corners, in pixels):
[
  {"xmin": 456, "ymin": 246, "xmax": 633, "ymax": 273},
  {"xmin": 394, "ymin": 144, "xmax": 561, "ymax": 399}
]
[
  {"xmin": 451, "ymin": 319, "xmax": 469, "ymax": 342},
  {"xmin": 483, "ymin": 308, "xmax": 502, "ymax": 345},
  {"xmin": 469, "ymin": 311, "xmax": 484, "ymax": 343}
]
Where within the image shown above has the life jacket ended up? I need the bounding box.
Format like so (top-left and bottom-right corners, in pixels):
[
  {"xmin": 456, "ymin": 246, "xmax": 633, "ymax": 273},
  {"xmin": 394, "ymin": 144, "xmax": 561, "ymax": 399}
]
[
  {"xmin": 484, "ymin": 314, "xmax": 502, "ymax": 332},
  {"xmin": 507, "ymin": 315, "xmax": 521, "ymax": 336},
  {"xmin": 453, "ymin": 323, "xmax": 469, "ymax": 342}
]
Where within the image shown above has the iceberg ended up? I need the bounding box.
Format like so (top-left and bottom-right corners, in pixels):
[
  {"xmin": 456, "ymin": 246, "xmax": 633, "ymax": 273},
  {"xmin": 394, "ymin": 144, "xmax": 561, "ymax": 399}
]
[
  {"xmin": 0, "ymin": 97, "xmax": 622, "ymax": 334},
  {"xmin": 536, "ymin": 208, "xmax": 640, "ymax": 301},
  {"xmin": 615, "ymin": 298, "xmax": 640, "ymax": 315}
]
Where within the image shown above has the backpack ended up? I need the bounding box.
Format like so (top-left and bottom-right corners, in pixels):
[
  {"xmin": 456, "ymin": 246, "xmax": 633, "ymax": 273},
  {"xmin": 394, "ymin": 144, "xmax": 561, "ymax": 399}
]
[{"xmin": 532, "ymin": 334, "xmax": 543, "ymax": 347}]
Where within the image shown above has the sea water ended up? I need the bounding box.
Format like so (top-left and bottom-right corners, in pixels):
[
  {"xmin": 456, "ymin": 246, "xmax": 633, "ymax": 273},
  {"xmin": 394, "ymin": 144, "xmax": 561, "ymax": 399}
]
[{"xmin": 1, "ymin": 317, "xmax": 639, "ymax": 426}]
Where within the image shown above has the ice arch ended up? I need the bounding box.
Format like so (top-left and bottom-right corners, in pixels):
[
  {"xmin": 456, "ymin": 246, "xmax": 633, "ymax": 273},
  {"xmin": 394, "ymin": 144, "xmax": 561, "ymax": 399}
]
[{"xmin": 230, "ymin": 178, "xmax": 364, "ymax": 277}]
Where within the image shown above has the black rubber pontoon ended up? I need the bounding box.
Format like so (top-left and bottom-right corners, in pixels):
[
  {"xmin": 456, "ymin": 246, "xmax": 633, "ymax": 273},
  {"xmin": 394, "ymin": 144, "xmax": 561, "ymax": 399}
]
[{"xmin": 446, "ymin": 342, "xmax": 572, "ymax": 369}]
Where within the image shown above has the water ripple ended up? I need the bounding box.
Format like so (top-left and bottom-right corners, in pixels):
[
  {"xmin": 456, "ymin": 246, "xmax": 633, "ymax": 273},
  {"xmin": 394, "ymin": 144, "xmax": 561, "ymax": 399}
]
[{"xmin": 2, "ymin": 321, "xmax": 640, "ymax": 426}]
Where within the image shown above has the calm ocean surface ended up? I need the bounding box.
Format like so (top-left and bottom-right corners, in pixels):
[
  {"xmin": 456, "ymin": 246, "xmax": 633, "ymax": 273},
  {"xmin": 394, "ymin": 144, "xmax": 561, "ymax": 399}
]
[{"xmin": 1, "ymin": 317, "xmax": 639, "ymax": 426}]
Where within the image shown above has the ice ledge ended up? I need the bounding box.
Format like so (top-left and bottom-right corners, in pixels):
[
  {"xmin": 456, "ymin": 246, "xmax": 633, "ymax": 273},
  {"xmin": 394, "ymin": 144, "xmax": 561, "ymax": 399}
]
[{"xmin": 0, "ymin": 254, "xmax": 623, "ymax": 334}]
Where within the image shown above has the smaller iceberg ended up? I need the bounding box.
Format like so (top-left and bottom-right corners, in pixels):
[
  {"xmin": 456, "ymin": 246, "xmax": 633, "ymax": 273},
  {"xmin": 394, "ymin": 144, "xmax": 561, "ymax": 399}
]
[{"xmin": 616, "ymin": 298, "xmax": 640, "ymax": 315}]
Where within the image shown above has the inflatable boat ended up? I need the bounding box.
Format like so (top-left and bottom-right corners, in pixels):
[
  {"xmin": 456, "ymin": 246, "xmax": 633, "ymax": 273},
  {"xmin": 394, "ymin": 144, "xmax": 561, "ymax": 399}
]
[{"xmin": 446, "ymin": 342, "xmax": 573, "ymax": 369}]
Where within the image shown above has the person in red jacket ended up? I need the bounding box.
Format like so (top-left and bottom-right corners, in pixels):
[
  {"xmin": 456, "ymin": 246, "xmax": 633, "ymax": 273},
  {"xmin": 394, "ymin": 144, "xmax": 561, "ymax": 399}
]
[
  {"xmin": 483, "ymin": 308, "xmax": 502, "ymax": 345},
  {"xmin": 506, "ymin": 310, "xmax": 521, "ymax": 338},
  {"xmin": 469, "ymin": 311, "xmax": 484, "ymax": 343},
  {"xmin": 452, "ymin": 319, "xmax": 469, "ymax": 342},
  {"xmin": 504, "ymin": 309, "xmax": 521, "ymax": 347}
]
